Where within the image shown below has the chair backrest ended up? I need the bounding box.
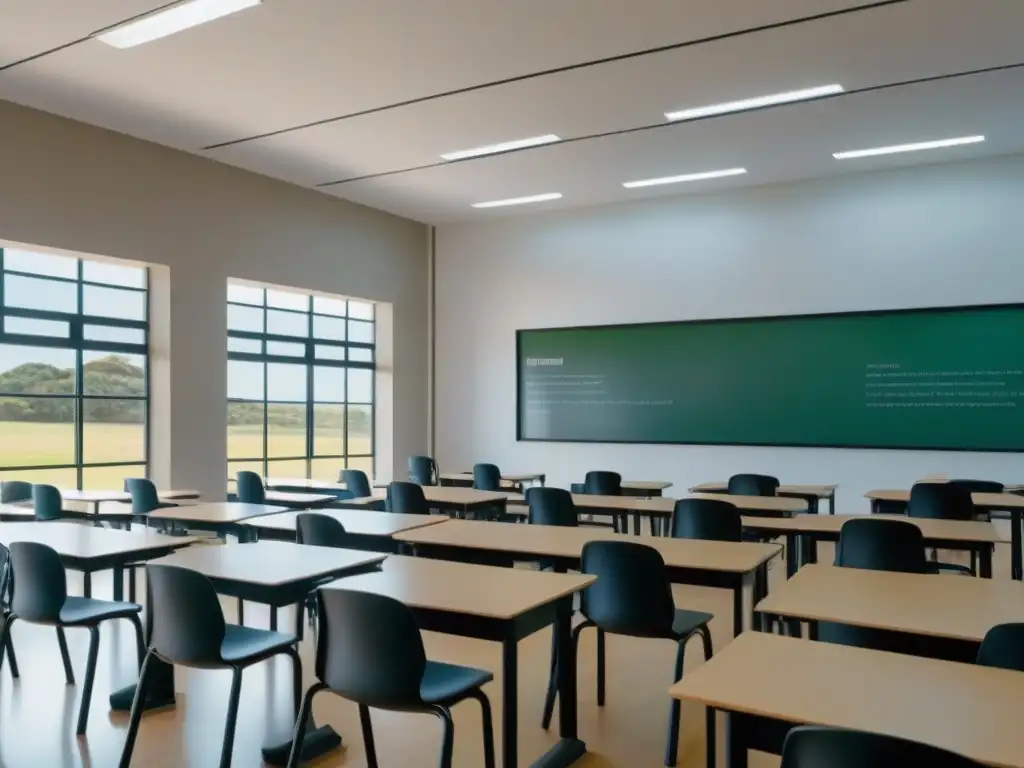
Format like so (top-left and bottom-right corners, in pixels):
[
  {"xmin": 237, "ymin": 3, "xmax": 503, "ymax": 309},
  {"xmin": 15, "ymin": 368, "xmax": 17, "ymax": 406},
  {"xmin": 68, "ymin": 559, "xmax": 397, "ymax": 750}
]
[
  {"xmin": 579, "ymin": 540, "xmax": 675, "ymax": 636},
  {"xmin": 296, "ymin": 513, "xmax": 350, "ymax": 548},
  {"xmin": 780, "ymin": 725, "xmax": 982, "ymax": 768},
  {"xmin": 146, "ymin": 565, "xmax": 227, "ymax": 668},
  {"xmin": 473, "ymin": 463, "xmax": 502, "ymax": 491},
  {"xmin": 31, "ymin": 484, "xmax": 63, "ymax": 521},
  {"xmin": 834, "ymin": 518, "xmax": 928, "ymax": 573},
  {"xmin": 583, "ymin": 471, "xmax": 622, "ymax": 496},
  {"xmin": 386, "ymin": 481, "xmax": 429, "ymax": 515},
  {"xmin": 527, "ymin": 487, "xmax": 578, "ymax": 527},
  {"xmin": 908, "ymin": 482, "xmax": 974, "ymax": 521},
  {"xmin": 569, "ymin": 483, "xmax": 585, "ymax": 494},
  {"xmin": 316, "ymin": 589, "xmax": 427, "ymax": 708},
  {"xmin": 0, "ymin": 480, "xmax": 32, "ymax": 504},
  {"xmin": 976, "ymin": 623, "xmax": 1024, "ymax": 672},
  {"xmin": 671, "ymin": 498, "xmax": 742, "ymax": 541},
  {"xmin": 947, "ymin": 479, "xmax": 1004, "ymax": 494},
  {"xmin": 8, "ymin": 542, "xmax": 67, "ymax": 623},
  {"xmin": 727, "ymin": 474, "xmax": 780, "ymax": 496},
  {"xmin": 125, "ymin": 478, "xmax": 161, "ymax": 516},
  {"xmin": 235, "ymin": 471, "xmax": 266, "ymax": 504},
  {"xmin": 340, "ymin": 469, "xmax": 371, "ymax": 498},
  {"xmin": 408, "ymin": 455, "xmax": 438, "ymax": 486}
]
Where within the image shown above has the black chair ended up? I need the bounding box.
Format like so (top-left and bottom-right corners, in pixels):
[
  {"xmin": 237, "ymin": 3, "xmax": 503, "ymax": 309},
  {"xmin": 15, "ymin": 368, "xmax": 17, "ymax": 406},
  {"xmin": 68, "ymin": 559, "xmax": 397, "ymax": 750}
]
[
  {"xmin": 123, "ymin": 478, "xmax": 181, "ymax": 601},
  {"xmin": 527, "ymin": 487, "xmax": 577, "ymax": 527},
  {"xmin": 32, "ymin": 484, "xmax": 64, "ymax": 521},
  {"xmin": 670, "ymin": 498, "xmax": 743, "ymax": 541},
  {"xmin": 473, "ymin": 463, "xmax": 502, "ymax": 491},
  {"xmin": 286, "ymin": 589, "xmax": 495, "ymax": 768},
  {"xmin": 0, "ymin": 480, "xmax": 32, "ymax": 504},
  {"xmin": 542, "ymin": 540, "xmax": 713, "ymax": 766},
  {"xmin": 0, "ymin": 542, "xmax": 144, "ymax": 735},
  {"xmin": 727, "ymin": 474, "xmax": 780, "ymax": 496},
  {"xmin": 235, "ymin": 470, "xmax": 266, "ymax": 504},
  {"xmin": 908, "ymin": 482, "xmax": 979, "ymax": 572},
  {"xmin": 408, "ymin": 455, "xmax": 438, "ymax": 486},
  {"xmin": 976, "ymin": 623, "xmax": 1024, "ymax": 671},
  {"xmin": 296, "ymin": 512, "xmax": 351, "ymax": 548},
  {"xmin": 0, "ymin": 543, "xmax": 18, "ymax": 679},
  {"xmin": 340, "ymin": 468, "xmax": 372, "ymax": 498},
  {"xmin": 387, "ymin": 481, "xmax": 430, "ymax": 515},
  {"xmin": 780, "ymin": 725, "xmax": 982, "ymax": 767},
  {"xmin": 947, "ymin": 478, "xmax": 1006, "ymax": 520},
  {"xmin": 584, "ymin": 471, "xmax": 622, "ymax": 495},
  {"xmin": 120, "ymin": 564, "xmax": 301, "ymax": 768}
]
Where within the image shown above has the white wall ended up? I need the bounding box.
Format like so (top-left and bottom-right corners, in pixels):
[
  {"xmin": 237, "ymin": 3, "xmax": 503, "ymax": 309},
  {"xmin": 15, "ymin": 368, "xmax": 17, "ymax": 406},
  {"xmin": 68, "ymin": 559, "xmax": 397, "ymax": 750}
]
[
  {"xmin": 435, "ymin": 155, "xmax": 1024, "ymax": 513},
  {"xmin": 0, "ymin": 99, "xmax": 428, "ymax": 498}
]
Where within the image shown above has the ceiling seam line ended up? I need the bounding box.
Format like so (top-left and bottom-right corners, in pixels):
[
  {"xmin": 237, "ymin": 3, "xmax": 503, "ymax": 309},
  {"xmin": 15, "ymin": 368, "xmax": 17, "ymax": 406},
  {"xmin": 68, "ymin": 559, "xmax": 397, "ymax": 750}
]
[{"xmin": 315, "ymin": 59, "xmax": 1024, "ymax": 188}]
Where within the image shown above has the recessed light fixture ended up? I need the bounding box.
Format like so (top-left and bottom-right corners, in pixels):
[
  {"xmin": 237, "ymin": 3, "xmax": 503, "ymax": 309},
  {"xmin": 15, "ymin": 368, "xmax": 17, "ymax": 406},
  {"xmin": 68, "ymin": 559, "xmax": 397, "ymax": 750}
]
[
  {"xmin": 623, "ymin": 167, "xmax": 748, "ymax": 189},
  {"xmin": 441, "ymin": 134, "xmax": 561, "ymax": 161},
  {"xmin": 95, "ymin": 0, "xmax": 261, "ymax": 49},
  {"xmin": 471, "ymin": 193, "xmax": 563, "ymax": 209},
  {"xmin": 665, "ymin": 84, "xmax": 843, "ymax": 122},
  {"xmin": 833, "ymin": 135, "xmax": 986, "ymax": 159}
]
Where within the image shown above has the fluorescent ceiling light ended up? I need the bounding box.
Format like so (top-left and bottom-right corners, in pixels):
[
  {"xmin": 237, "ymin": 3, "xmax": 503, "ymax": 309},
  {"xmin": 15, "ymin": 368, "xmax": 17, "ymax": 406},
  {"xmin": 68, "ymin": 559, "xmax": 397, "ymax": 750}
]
[
  {"xmin": 833, "ymin": 135, "xmax": 986, "ymax": 159},
  {"xmin": 623, "ymin": 167, "xmax": 747, "ymax": 189},
  {"xmin": 471, "ymin": 193, "xmax": 563, "ymax": 209},
  {"xmin": 441, "ymin": 134, "xmax": 561, "ymax": 161},
  {"xmin": 95, "ymin": 0, "xmax": 261, "ymax": 49},
  {"xmin": 665, "ymin": 84, "xmax": 843, "ymax": 122}
]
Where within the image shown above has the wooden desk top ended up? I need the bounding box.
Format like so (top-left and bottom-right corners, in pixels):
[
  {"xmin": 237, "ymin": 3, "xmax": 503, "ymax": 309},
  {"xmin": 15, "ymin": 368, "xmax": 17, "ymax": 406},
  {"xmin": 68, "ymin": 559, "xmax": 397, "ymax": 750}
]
[
  {"xmin": 740, "ymin": 513, "xmax": 1005, "ymax": 544},
  {"xmin": 689, "ymin": 493, "xmax": 807, "ymax": 513},
  {"xmin": 328, "ymin": 555, "xmax": 595, "ymax": 620},
  {"xmin": 396, "ymin": 519, "xmax": 781, "ymax": 574},
  {"xmin": 245, "ymin": 508, "xmax": 449, "ymax": 537},
  {"xmin": 440, "ymin": 472, "xmax": 531, "ymax": 487},
  {"xmin": 865, "ymin": 489, "xmax": 1024, "ymax": 508},
  {"xmin": 0, "ymin": 522, "xmax": 196, "ymax": 560},
  {"xmin": 622, "ymin": 480, "xmax": 673, "ymax": 491},
  {"xmin": 61, "ymin": 488, "xmax": 200, "ymax": 503},
  {"xmin": 0, "ymin": 502, "xmax": 37, "ymax": 519},
  {"xmin": 669, "ymin": 632, "xmax": 1024, "ymax": 768},
  {"xmin": 263, "ymin": 490, "xmax": 335, "ymax": 505},
  {"xmin": 265, "ymin": 477, "xmax": 348, "ymax": 491},
  {"xmin": 150, "ymin": 541, "xmax": 386, "ymax": 586},
  {"xmin": 148, "ymin": 502, "xmax": 289, "ymax": 524},
  {"xmin": 690, "ymin": 482, "xmax": 835, "ymax": 498},
  {"xmin": 757, "ymin": 564, "xmax": 1024, "ymax": 641},
  {"xmin": 421, "ymin": 486, "xmax": 513, "ymax": 506}
]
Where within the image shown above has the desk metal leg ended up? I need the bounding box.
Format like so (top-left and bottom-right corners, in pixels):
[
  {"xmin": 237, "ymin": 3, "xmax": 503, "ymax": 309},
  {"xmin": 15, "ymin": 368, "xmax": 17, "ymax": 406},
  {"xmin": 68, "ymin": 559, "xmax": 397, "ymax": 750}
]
[
  {"xmin": 979, "ymin": 545, "xmax": 993, "ymax": 579},
  {"xmin": 112, "ymin": 566, "xmax": 124, "ymax": 602},
  {"xmin": 83, "ymin": 572, "xmax": 92, "ymax": 598},
  {"xmin": 110, "ymin": 578, "xmax": 175, "ymax": 713},
  {"xmin": 732, "ymin": 582, "xmax": 744, "ymax": 638},
  {"xmin": 502, "ymin": 638, "xmax": 518, "ymax": 768},
  {"xmin": 532, "ymin": 597, "xmax": 586, "ymax": 767},
  {"xmin": 1013, "ymin": 511, "xmax": 1023, "ymax": 581},
  {"xmin": 723, "ymin": 712, "xmax": 748, "ymax": 768},
  {"xmin": 828, "ymin": 493, "xmax": 836, "ymax": 515},
  {"xmin": 633, "ymin": 513, "xmax": 641, "ymax": 535},
  {"xmin": 785, "ymin": 533, "xmax": 800, "ymax": 579},
  {"xmin": 706, "ymin": 707, "xmax": 717, "ymax": 768}
]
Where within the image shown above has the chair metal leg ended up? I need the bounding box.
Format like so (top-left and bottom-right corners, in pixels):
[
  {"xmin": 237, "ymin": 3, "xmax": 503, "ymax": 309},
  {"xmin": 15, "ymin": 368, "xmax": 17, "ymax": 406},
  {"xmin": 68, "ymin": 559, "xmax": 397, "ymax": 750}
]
[
  {"xmin": 596, "ymin": 627, "xmax": 606, "ymax": 706},
  {"xmin": 359, "ymin": 704, "xmax": 379, "ymax": 768},
  {"xmin": 286, "ymin": 682, "xmax": 326, "ymax": 768},
  {"xmin": 283, "ymin": 646, "xmax": 302, "ymax": 718},
  {"xmin": 128, "ymin": 568, "xmax": 136, "ymax": 604},
  {"xmin": 665, "ymin": 638, "xmax": 689, "ymax": 766},
  {"xmin": 467, "ymin": 689, "xmax": 496, "ymax": 768},
  {"xmin": 0, "ymin": 616, "xmax": 18, "ymax": 679},
  {"xmin": 57, "ymin": 627, "xmax": 75, "ymax": 684},
  {"xmin": 431, "ymin": 705, "xmax": 455, "ymax": 768},
  {"xmin": 699, "ymin": 625, "xmax": 713, "ymax": 662},
  {"xmin": 219, "ymin": 668, "xmax": 244, "ymax": 768},
  {"xmin": 118, "ymin": 650, "xmax": 155, "ymax": 768},
  {"xmin": 76, "ymin": 625, "xmax": 101, "ymax": 734},
  {"xmin": 126, "ymin": 612, "xmax": 146, "ymax": 668}
]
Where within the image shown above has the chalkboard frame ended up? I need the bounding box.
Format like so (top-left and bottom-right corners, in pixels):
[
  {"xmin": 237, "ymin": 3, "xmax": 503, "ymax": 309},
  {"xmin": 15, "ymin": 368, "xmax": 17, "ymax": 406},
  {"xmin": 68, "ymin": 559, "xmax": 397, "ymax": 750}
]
[{"xmin": 515, "ymin": 302, "xmax": 1024, "ymax": 452}]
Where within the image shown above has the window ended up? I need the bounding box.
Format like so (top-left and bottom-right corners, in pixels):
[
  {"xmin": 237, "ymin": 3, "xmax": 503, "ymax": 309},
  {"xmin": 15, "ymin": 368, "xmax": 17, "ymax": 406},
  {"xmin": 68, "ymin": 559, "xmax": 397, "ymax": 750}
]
[
  {"xmin": 226, "ymin": 281, "xmax": 374, "ymax": 482},
  {"xmin": 0, "ymin": 248, "xmax": 149, "ymax": 490}
]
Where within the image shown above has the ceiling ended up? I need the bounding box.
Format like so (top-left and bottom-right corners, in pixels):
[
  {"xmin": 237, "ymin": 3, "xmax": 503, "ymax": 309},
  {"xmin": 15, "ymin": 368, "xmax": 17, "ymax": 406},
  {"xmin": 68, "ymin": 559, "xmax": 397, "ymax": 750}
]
[{"xmin": 1, "ymin": 0, "xmax": 1022, "ymax": 223}]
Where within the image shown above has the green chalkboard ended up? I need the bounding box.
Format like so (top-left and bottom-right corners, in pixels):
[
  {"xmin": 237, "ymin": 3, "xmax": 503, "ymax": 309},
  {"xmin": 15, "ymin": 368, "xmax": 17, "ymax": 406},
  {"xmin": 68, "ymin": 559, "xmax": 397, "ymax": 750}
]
[{"xmin": 516, "ymin": 305, "xmax": 1024, "ymax": 451}]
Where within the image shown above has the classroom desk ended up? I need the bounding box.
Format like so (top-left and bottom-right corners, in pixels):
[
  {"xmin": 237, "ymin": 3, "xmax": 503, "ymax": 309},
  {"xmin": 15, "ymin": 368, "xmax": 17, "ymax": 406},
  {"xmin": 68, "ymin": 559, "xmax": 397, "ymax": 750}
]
[
  {"xmin": 53, "ymin": 488, "xmax": 200, "ymax": 522},
  {"xmin": 418, "ymin": 486, "xmax": 511, "ymax": 519},
  {"xmin": 439, "ymin": 472, "xmax": 543, "ymax": 490},
  {"xmin": 147, "ymin": 502, "xmax": 289, "ymax": 539},
  {"xmin": 756, "ymin": 564, "xmax": 1024, "ymax": 661},
  {"xmin": 690, "ymin": 483, "xmax": 836, "ymax": 515},
  {"xmin": 0, "ymin": 522, "xmax": 195, "ymax": 599},
  {"xmin": 243, "ymin": 507, "xmax": 449, "ymax": 551},
  {"xmin": 689, "ymin": 493, "xmax": 808, "ymax": 517},
  {"xmin": 669, "ymin": 632, "xmax": 1024, "ymax": 768},
  {"xmin": 111, "ymin": 541, "xmax": 387, "ymax": 765},
  {"xmin": 263, "ymin": 490, "xmax": 336, "ymax": 508},
  {"xmin": 396, "ymin": 519, "xmax": 781, "ymax": 636},
  {"xmin": 865, "ymin": 489, "xmax": 1024, "ymax": 580},
  {"xmin": 739, "ymin": 513, "xmax": 1002, "ymax": 579},
  {"xmin": 333, "ymin": 555, "xmax": 595, "ymax": 768},
  {"xmin": 505, "ymin": 493, "xmax": 677, "ymax": 535},
  {"xmin": 620, "ymin": 480, "xmax": 674, "ymax": 497}
]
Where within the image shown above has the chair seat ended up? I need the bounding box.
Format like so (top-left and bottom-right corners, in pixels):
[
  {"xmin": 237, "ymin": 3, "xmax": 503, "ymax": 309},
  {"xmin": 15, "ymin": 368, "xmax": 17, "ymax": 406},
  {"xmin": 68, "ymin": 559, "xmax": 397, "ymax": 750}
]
[
  {"xmin": 59, "ymin": 596, "xmax": 142, "ymax": 625},
  {"xmin": 671, "ymin": 609, "xmax": 713, "ymax": 638},
  {"xmin": 220, "ymin": 623, "xmax": 296, "ymax": 664},
  {"xmin": 419, "ymin": 660, "xmax": 493, "ymax": 704}
]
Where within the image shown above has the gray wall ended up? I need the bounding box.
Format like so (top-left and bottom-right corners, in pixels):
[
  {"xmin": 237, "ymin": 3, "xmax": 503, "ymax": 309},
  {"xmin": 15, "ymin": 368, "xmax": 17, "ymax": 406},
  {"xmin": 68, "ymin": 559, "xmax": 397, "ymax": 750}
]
[
  {"xmin": 435, "ymin": 154, "xmax": 1024, "ymax": 512},
  {"xmin": 0, "ymin": 99, "xmax": 428, "ymax": 498}
]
